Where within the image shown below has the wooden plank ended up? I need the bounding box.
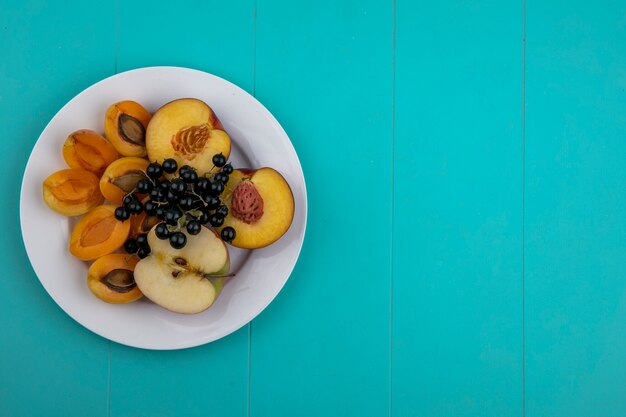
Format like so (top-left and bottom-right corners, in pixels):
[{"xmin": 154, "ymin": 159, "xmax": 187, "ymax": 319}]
[
  {"xmin": 0, "ymin": 0, "xmax": 115, "ymax": 415},
  {"xmin": 250, "ymin": 1, "xmax": 393, "ymax": 416},
  {"xmin": 525, "ymin": 1, "xmax": 626, "ymax": 415},
  {"xmin": 109, "ymin": 1, "xmax": 253, "ymax": 416},
  {"xmin": 392, "ymin": 1, "xmax": 523, "ymax": 415}
]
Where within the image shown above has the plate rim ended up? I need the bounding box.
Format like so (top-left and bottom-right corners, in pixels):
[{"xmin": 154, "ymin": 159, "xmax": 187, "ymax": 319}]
[{"xmin": 19, "ymin": 66, "xmax": 308, "ymax": 350}]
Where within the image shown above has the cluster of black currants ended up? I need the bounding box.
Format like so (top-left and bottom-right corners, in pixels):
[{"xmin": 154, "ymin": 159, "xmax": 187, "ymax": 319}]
[{"xmin": 115, "ymin": 154, "xmax": 236, "ymax": 258}]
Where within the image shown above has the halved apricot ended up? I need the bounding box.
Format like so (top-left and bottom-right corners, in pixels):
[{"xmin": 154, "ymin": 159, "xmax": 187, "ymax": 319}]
[
  {"xmin": 99, "ymin": 157, "xmax": 150, "ymax": 205},
  {"xmin": 43, "ymin": 168, "xmax": 104, "ymax": 216},
  {"xmin": 87, "ymin": 254, "xmax": 143, "ymax": 304},
  {"xmin": 62, "ymin": 129, "xmax": 119, "ymax": 175},
  {"xmin": 104, "ymin": 100, "xmax": 152, "ymax": 157},
  {"xmin": 69, "ymin": 205, "xmax": 130, "ymax": 260}
]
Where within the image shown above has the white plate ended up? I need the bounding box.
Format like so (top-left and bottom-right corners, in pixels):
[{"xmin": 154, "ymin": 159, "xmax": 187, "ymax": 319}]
[{"xmin": 20, "ymin": 67, "xmax": 307, "ymax": 350}]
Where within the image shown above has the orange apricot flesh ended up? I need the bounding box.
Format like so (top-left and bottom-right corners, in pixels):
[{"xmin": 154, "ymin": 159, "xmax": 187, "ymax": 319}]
[
  {"xmin": 43, "ymin": 168, "xmax": 104, "ymax": 216},
  {"xmin": 87, "ymin": 254, "xmax": 143, "ymax": 304},
  {"xmin": 104, "ymin": 100, "xmax": 151, "ymax": 157},
  {"xmin": 69, "ymin": 205, "xmax": 130, "ymax": 260},
  {"xmin": 62, "ymin": 129, "xmax": 119, "ymax": 175},
  {"xmin": 99, "ymin": 157, "xmax": 150, "ymax": 205}
]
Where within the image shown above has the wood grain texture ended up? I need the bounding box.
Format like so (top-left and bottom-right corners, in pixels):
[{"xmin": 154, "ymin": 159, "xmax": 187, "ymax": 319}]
[
  {"xmin": 108, "ymin": 1, "xmax": 253, "ymax": 417},
  {"xmin": 392, "ymin": 1, "xmax": 523, "ymax": 415},
  {"xmin": 0, "ymin": 1, "xmax": 115, "ymax": 416},
  {"xmin": 525, "ymin": 1, "xmax": 626, "ymax": 415},
  {"xmin": 250, "ymin": 1, "xmax": 392, "ymax": 416}
]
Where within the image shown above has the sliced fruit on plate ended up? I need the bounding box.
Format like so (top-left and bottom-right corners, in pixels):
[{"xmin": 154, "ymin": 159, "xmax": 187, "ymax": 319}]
[
  {"xmin": 218, "ymin": 168, "xmax": 294, "ymax": 249},
  {"xmin": 63, "ymin": 129, "xmax": 119, "ymax": 175},
  {"xmin": 69, "ymin": 205, "xmax": 131, "ymax": 260},
  {"xmin": 43, "ymin": 168, "xmax": 104, "ymax": 216},
  {"xmin": 134, "ymin": 226, "xmax": 229, "ymax": 314},
  {"xmin": 146, "ymin": 98, "xmax": 230, "ymax": 174},
  {"xmin": 105, "ymin": 100, "xmax": 152, "ymax": 157},
  {"xmin": 99, "ymin": 157, "xmax": 150, "ymax": 205},
  {"xmin": 87, "ymin": 254, "xmax": 143, "ymax": 303}
]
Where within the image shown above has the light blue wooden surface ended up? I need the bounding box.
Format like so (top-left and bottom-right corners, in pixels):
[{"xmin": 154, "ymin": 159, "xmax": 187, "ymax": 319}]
[{"xmin": 1, "ymin": 1, "xmax": 625, "ymax": 416}]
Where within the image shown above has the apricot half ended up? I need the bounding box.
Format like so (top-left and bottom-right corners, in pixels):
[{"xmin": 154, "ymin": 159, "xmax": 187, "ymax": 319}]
[
  {"xmin": 99, "ymin": 157, "xmax": 150, "ymax": 205},
  {"xmin": 87, "ymin": 254, "xmax": 143, "ymax": 304},
  {"xmin": 105, "ymin": 100, "xmax": 151, "ymax": 157},
  {"xmin": 146, "ymin": 98, "xmax": 230, "ymax": 174},
  {"xmin": 63, "ymin": 129, "xmax": 119, "ymax": 175},
  {"xmin": 69, "ymin": 205, "xmax": 130, "ymax": 260},
  {"xmin": 43, "ymin": 168, "xmax": 104, "ymax": 216},
  {"xmin": 218, "ymin": 168, "xmax": 294, "ymax": 249}
]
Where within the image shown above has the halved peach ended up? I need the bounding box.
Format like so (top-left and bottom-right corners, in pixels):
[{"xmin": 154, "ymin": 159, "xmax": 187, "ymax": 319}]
[
  {"xmin": 99, "ymin": 157, "xmax": 150, "ymax": 205},
  {"xmin": 87, "ymin": 254, "xmax": 143, "ymax": 304},
  {"xmin": 104, "ymin": 100, "xmax": 152, "ymax": 157},
  {"xmin": 218, "ymin": 168, "xmax": 294, "ymax": 249},
  {"xmin": 43, "ymin": 168, "xmax": 104, "ymax": 216},
  {"xmin": 62, "ymin": 129, "xmax": 119, "ymax": 175},
  {"xmin": 146, "ymin": 98, "xmax": 230, "ymax": 174},
  {"xmin": 69, "ymin": 205, "xmax": 131, "ymax": 260}
]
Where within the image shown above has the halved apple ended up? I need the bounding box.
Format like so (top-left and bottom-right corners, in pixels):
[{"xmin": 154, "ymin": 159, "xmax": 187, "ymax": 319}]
[
  {"xmin": 134, "ymin": 226, "xmax": 229, "ymax": 314},
  {"xmin": 218, "ymin": 168, "xmax": 294, "ymax": 249},
  {"xmin": 146, "ymin": 98, "xmax": 230, "ymax": 174}
]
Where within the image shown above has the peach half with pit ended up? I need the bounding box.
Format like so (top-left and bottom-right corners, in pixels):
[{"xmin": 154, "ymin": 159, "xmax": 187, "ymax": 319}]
[
  {"xmin": 218, "ymin": 168, "xmax": 294, "ymax": 249},
  {"xmin": 146, "ymin": 98, "xmax": 230, "ymax": 174}
]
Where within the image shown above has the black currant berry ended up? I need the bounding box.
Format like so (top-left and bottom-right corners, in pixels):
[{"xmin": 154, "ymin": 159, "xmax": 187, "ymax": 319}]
[
  {"xmin": 209, "ymin": 213, "xmax": 224, "ymax": 227},
  {"xmin": 170, "ymin": 178, "xmax": 185, "ymax": 194},
  {"xmin": 123, "ymin": 238, "xmax": 139, "ymax": 254},
  {"xmin": 162, "ymin": 158, "xmax": 178, "ymax": 174},
  {"xmin": 198, "ymin": 211, "xmax": 210, "ymax": 224},
  {"xmin": 210, "ymin": 181, "xmax": 224, "ymax": 195},
  {"xmin": 146, "ymin": 162, "xmax": 163, "ymax": 179},
  {"xmin": 195, "ymin": 177, "xmax": 210, "ymax": 193},
  {"xmin": 204, "ymin": 194, "xmax": 220, "ymax": 209},
  {"xmin": 221, "ymin": 163, "xmax": 233, "ymax": 175},
  {"xmin": 155, "ymin": 206, "xmax": 166, "ymax": 219},
  {"xmin": 179, "ymin": 195, "xmax": 194, "ymax": 210},
  {"xmin": 114, "ymin": 206, "xmax": 130, "ymax": 221},
  {"xmin": 186, "ymin": 220, "xmax": 201, "ymax": 235},
  {"xmin": 169, "ymin": 232, "xmax": 187, "ymax": 249},
  {"xmin": 181, "ymin": 169, "xmax": 197, "ymax": 183},
  {"xmin": 136, "ymin": 233, "xmax": 149, "ymax": 247},
  {"xmin": 212, "ymin": 153, "xmax": 226, "ymax": 167},
  {"xmin": 214, "ymin": 173, "xmax": 229, "ymax": 184},
  {"xmin": 166, "ymin": 190, "xmax": 179, "ymax": 204},
  {"xmin": 137, "ymin": 179, "xmax": 153, "ymax": 193},
  {"xmin": 123, "ymin": 194, "xmax": 136, "ymax": 206},
  {"xmin": 220, "ymin": 227, "xmax": 236, "ymax": 243},
  {"xmin": 144, "ymin": 201, "xmax": 157, "ymax": 216},
  {"xmin": 216, "ymin": 205, "xmax": 228, "ymax": 217},
  {"xmin": 137, "ymin": 247, "xmax": 151, "ymax": 259},
  {"xmin": 164, "ymin": 208, "xmax": 182, "ymax": 226},
  {"xmin": 150, "ymin": 187, "xmax": 165, "ymax": 201},
  {"xmin": 128, "ymin": 200, "xmax": 143, "ymax": 214},
  {"xmin": 155, "ymin": 223, "xmax": 170, "ymax": 239}
]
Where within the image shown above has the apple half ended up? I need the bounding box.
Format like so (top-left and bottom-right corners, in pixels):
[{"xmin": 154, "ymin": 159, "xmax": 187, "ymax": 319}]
[{"xmin": 134, "ymin": 226, "xmax": 229, "ymax": 314}]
